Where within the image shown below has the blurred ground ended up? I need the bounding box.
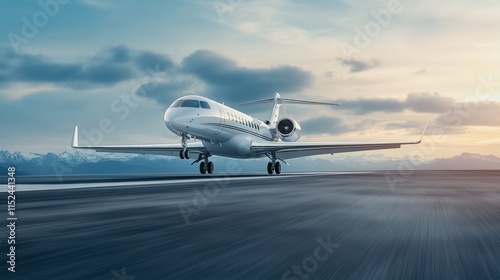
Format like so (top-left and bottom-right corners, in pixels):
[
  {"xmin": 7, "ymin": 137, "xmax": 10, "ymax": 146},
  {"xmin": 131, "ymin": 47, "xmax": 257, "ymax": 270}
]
[{"xmin": 0, "ymin": 171, "xmax": 499, "ymax": 280}]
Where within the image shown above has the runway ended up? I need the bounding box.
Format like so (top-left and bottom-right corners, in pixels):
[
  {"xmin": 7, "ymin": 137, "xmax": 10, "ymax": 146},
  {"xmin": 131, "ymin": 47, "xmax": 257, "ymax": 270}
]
[{"xmin": 1, "ymin": 171, "xmax": 500, "ymax": 280}]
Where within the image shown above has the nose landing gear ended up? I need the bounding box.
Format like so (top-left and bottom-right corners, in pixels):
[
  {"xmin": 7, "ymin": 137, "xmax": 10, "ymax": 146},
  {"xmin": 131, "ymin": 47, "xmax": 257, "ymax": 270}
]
[{"xmin": 179, "ymin": 134, "xmax": 191, "ymax": 159}]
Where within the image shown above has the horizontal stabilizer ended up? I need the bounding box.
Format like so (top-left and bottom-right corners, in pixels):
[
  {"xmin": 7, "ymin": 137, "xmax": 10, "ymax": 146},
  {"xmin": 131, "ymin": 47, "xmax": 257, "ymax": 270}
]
[{"xmin": 239, "ymin": 94, "xmax": 340, "ymax": 106}]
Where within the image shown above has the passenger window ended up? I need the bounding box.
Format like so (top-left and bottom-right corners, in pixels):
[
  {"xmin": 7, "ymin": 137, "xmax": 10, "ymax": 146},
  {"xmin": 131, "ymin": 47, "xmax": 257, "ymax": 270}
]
[
  {"xmin": 200, "ymin": 101, "xmax": 211, "ymax": 109},
  {"xmin": 180, "ymin": 100, "xmax": 200, "ymax": 108}
]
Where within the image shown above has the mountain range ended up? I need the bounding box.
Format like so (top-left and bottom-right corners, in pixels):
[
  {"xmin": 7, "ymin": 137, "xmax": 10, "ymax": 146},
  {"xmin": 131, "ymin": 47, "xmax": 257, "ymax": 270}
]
[{"xmin": 1, "ymin": 150, "xmax": 499, "ymax": 176}]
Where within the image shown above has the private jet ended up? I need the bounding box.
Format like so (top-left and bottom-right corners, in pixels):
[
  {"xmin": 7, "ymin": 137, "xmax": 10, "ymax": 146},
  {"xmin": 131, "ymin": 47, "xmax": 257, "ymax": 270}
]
[{"xmin": 72, "ymin": 93, "xmax": 426, "ymax": 174}]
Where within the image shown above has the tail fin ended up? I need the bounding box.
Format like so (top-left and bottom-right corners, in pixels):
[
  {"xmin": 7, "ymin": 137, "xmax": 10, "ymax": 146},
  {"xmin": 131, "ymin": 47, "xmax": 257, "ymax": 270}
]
[{"xmin": 240, "ymin": 92, "xmax": 340, "ymax": 128}]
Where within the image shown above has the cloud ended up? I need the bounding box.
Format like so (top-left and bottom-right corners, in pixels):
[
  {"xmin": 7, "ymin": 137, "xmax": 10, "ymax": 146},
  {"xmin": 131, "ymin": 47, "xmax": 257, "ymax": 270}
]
[
  {"xmin": 180, "ymin": 50, "xmax": 313, "ymax": 104},
  {"xmin": 415, "ymin": 69, "xmax": 426, "ymax": 75},
  {"xmin": 384, "ymin": 120, "xmax": 427, "ymax": 130},
  {"xmin": 337, "ymin": 58, "xmax": 381, "ymax": 73},
  {"xmin": 334, "ymin": 92, "xmax": 456, "ymax": 115},
  {"xmin": 0, "ymin": 45, "xmax": 174, "ymax": 90},
  {"xmin": 437, "ymin": 101, "xmax": 500, "ymax": 127},
  {"xmin": 384, "ymin": 120, "xmax": 466, "ymax": 135},
  {"xmin": 335, "ymin": 97, "xmax": 406, "ymax": 115},
  {"xmin": 301, "ymin": 116, "xmax": 350, "ymax": 135},
  {"xmin": 383, "ymin": 100, "xmax": 500, "ymax": 130},
  {"xmin": 96, "ymin": 45, "xmax": 131, "ymax": 63},
  {"xmin": 133, "ymin": 49, "xmax": 313, "ymax": 112},
  {"xmin": 134, "ymin": 50, "xmax": 175, "ymax": 72},
  {"xmin": 301, "ymin": 116, "xmax": 377, "ymax": 135},
  {"xmin": 139, "ymin": 79, "xmax": 202, "ymax": 105},
  {"xmin": 0, "ymin": 45, "xmax": 312, "ymax": 109},
  {"xmin": 405, "ymin": 92, "xmax": 455, "ymax": 113}
]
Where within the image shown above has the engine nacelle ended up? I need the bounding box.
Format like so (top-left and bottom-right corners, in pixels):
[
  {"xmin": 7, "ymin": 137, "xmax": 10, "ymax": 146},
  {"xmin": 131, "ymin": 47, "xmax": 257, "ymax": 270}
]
[{"xmin": 276, "ymin": 118, "xmax": 302, "ymax": 142}]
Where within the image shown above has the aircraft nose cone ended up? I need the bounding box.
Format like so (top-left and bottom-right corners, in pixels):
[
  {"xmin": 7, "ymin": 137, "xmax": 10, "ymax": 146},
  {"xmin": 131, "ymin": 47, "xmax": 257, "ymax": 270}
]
[
  {"xmin": 164, "ymin": 108, "xmax": 174, "ymax": 123},
  {"xmin": 164, "ymin": 108, "xmax": 180, "ymax": 130},
  {"xmin": 164, "ymin": 108, "xmax": 190, "ymax": 134}
]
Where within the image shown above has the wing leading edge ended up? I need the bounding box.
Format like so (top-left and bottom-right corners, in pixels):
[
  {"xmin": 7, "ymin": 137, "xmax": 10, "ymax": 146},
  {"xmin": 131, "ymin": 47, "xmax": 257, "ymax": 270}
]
[
  {"xmin": 71, "ymin": 126, "xmax": 208, "ymax": 156},
  {"xmin": 251, "ymin": 124, "xmax": 427, "ymax": 160}
]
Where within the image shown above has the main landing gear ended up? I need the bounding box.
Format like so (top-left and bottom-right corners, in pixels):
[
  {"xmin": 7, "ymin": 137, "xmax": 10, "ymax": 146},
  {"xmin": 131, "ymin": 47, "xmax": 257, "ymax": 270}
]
[
  {"xmin": 199, "ymin": 160, "xmax": 214, "ymax": 175},
  {"xmin": 267, "ymin": 152, "xmax": 282, "ymax": 175},
  {"xmin": 196, "ymin": 153, "xmax": 213, "ymax": 175}
]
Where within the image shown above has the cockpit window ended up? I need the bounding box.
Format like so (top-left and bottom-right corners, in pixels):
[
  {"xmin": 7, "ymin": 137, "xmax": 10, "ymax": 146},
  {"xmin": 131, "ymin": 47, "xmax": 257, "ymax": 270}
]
[
  {"xmin": 200, "ymin": 101, "xmax": 211, "ymax": 109},
  {"xmin": 170, "ymin": 99, "xmax": 209, "ymax": 108},
  {"xmin": 180, "ymin": 100, "xmax": 200, "ymax": 108},
  {"xmin": 170, "ymin": 100, "xmax": 184, "ymax": 108}
]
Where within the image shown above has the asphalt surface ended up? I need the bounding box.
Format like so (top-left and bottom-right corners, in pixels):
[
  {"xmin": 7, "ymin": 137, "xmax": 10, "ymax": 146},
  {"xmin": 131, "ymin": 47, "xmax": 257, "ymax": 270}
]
[{"xmin": 0, "ymin": 171, "xmax": 499, "ymax": 280}]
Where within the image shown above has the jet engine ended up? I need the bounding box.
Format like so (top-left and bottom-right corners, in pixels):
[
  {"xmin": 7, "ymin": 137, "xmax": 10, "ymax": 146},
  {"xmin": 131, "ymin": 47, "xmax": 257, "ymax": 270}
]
[{"xmin": 276, "ymin": 118, "xmax": 302, "ymax": 142}]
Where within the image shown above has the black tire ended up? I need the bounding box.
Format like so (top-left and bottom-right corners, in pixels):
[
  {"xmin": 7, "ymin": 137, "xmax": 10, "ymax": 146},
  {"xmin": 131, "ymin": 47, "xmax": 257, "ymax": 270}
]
[
  {"xmin": 184, "ymin": 150, "xmax": 190, "ymax": 159},
  {"xmin": 267, "ymin": 162, "xmax": 274, "ymax": 174},
  {"xmin": 200, "ymin": 162, "xmax": 206, "ymax": 174},
  {"xmin": 275, "ymin": 162, "xmax": 281, "ymax": 174},
  {"xmin": 180, "ymin": 150, "xmax": 185, "ymax": 159},
  {"xmin": 207, "ymin": 162, "xmax": 214, "ymax": 174}
]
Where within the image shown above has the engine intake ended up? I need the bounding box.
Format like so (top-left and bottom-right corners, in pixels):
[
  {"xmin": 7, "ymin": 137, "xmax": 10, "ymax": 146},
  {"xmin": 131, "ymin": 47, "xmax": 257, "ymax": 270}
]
[{"xmin": 277, "ymin": 118, "xmax": 301, "ymax": 142}]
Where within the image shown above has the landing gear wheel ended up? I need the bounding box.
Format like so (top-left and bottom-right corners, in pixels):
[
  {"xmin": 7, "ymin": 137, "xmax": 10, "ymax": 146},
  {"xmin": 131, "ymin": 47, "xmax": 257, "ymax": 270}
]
[
  {"xmin": 267, "ymin": 162, "xmax": 274, "ymax": 175},
  {"xmin": 184, "ymin": 150, "xmax": 190, "ymax": 159},
  {"xmin": 207, "ymin": 162, "xmax": 214, "ymax": 174},
  {"xmin": 200, "ymin": 162, "xmax": 206, "ymax": 174},
  {"xmin": 275, "ymin": 162, "xmax": 281, "ymax": 174},
  {"xmin": 179, "ymin": 150, "xmax": 185, "ymax": 159}
]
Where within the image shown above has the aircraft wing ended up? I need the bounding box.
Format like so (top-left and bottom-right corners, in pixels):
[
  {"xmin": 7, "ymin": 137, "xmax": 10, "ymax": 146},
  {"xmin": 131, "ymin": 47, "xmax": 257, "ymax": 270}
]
[
  {"xmin": 71, "ymin": 126, "xmax": 208, "ymax": 156},
  {"xmin": 251, "ymin": 125, "xmax": 427, "ymax": 160}
]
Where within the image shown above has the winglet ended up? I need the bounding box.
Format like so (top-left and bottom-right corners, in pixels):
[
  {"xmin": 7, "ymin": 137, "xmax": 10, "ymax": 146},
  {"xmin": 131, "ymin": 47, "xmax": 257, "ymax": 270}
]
[
  {"xmin": 72, "ymin": 126, "xmax": 79, "ymax": 148},
  {"xmin": 417, "ymin": 122, "xmax": 428, "ymax": 144}
]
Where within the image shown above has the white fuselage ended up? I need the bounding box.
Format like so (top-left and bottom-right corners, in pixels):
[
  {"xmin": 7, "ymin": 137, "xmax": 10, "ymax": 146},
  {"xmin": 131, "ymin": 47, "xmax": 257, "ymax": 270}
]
[{"xmin": 163, "ymin": 95, "xmax": 276, "ymax": 158}]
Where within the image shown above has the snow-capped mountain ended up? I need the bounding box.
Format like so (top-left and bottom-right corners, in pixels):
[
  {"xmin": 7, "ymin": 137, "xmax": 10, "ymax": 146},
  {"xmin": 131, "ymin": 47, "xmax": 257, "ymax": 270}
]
[
  {"xmin": 425, "ymin": 153, "xmax": 500, "ymax": 170},
  {"xmin": 0, "ymin": 150, "xmax": 499, "ymax": 175}
]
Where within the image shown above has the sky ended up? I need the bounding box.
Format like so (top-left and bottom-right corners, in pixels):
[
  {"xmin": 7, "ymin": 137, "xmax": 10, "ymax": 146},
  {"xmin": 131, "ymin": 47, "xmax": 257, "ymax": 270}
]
[{"xmin": 1, "ymin": 0, "xmax": 500, "ymax": 159}]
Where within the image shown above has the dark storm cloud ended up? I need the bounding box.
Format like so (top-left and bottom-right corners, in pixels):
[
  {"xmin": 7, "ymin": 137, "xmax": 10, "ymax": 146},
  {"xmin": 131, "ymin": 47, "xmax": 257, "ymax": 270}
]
[
  {"xmin": 13, "ymin": 55, "xmax": 84, "ymax": 83},
  {"xmin": 180, "ymin": 50, "xmax": 313, "ymax": 104},
  {"xmin": 139, "ymin": 79, "xmax": 200, "ymax": 105},
  {"xmin": 134, "ymin": 50, "xmax": 175, "ymax": 72},
  {"xmin": 0, "ymin": 45, "xmax": 174, "ymax": 89},
  {"xmin": 337, "ymin": 58, "xmax": 380, "ymax": 73},
  {"xmin": 0, "ymin": 46, "xmax": 311, "ymax": 108},
  {"xmin": 101, "ymin": 45, "xmax": 131, "ymax": 63}
]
